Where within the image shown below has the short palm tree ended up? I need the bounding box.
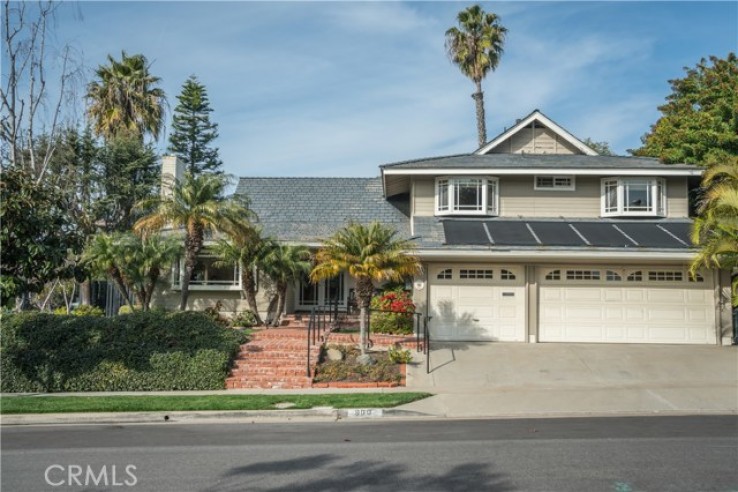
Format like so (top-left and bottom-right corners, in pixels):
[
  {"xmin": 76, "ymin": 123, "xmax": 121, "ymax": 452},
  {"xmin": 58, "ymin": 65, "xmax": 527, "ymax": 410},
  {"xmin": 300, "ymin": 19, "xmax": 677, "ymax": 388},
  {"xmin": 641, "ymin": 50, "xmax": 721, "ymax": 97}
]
[
  {"xmin": 446, "ymin": 5, "xmax": 507, "ymax": 148},
  {"xmin": 125, "ymin": 233, "xmax": 183, "ymax": 311},
  {"xmin": 82, "ymin": 233, "xmax": 135, "ymax": 309},
  {"xmin": 261, "ymin": 243, "xmax": 312, "ymax": 327},
  {"xmin": 311, "ymin": 222, "xmax": 421, "ymax": 354},
  {"xmin": 86, "ymin": 51, "xmax": 167, "ymax": 141},
  {"xmin": 133, "ymin": 172, "xmax": 254, "ymax": 310},
  {"xmin": 213, "ymin": 227, "xmax": 274, "ymax": 325},
  {"xmin": 690, "ymin": 158, "xmax": 738, "ymax": 306}
]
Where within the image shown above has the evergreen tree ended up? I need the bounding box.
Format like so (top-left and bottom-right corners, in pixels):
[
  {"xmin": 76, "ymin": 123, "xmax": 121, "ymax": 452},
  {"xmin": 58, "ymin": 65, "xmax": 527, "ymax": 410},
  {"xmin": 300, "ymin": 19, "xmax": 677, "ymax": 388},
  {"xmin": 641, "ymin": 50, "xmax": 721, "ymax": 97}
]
[{"xmin": 168, "ymin": 76, "xmax": 222, "ymax": 174}]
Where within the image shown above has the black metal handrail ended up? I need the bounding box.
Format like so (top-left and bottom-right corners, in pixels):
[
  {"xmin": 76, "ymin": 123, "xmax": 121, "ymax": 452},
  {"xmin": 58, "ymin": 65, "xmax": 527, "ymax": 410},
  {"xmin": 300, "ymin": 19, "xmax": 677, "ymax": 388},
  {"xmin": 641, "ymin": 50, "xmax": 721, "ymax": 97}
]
[
  {"xmin": 424, "ymin": 315, "xmax": 430, "ymax": 374},
  {"xmin": 306, "ymin": 299, "xmax": 343, "ymax": 377}
]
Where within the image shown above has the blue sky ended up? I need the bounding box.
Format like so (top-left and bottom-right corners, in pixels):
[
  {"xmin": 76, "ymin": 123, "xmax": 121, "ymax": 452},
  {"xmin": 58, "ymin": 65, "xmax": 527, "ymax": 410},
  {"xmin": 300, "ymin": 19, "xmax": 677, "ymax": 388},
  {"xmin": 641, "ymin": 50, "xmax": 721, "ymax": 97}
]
[{"xmin": 47, "ymin": 1, "xmax": 738, "ymax": 177}]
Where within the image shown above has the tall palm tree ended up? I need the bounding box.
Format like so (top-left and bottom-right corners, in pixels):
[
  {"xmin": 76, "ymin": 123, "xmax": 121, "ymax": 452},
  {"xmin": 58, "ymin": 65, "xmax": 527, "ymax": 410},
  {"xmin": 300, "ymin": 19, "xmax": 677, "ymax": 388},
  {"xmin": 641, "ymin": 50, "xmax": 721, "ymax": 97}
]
[
  {"xmin": 446, "ymin": 5, "xmax": 507, "ymax": 148},
  {"xmin": 82, "ymin": 233, "xmax": 134, "ymax": 309},
  {"xmin": 311, "ymin": 222, "xmax": 421, "ymax": 354},
  {"xmin": 261, "ymin": 243, "xmax": 312, "ymax": 327},
  {"xmin": 133, "ymin": 172, "xmax": 253, "ymax": 310},
  {"xmin": 213, "ymin": 228, "xmax": 274, "ymax": 325},
  {"xmin": 86, "ymin": 51, "xmax": 167, "ymax": 142},
  {"xmin": 690, "ymin": 158, "xmax": 738, "ymax": 306}
]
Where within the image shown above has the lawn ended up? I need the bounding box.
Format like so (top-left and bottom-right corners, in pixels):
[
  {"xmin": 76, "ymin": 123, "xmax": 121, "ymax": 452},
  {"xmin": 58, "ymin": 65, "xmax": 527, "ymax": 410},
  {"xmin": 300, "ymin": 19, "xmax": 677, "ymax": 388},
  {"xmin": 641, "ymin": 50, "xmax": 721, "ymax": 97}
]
[{"xmin": 0, "ymin": 393, "xmax": 431, "ymax": 414}]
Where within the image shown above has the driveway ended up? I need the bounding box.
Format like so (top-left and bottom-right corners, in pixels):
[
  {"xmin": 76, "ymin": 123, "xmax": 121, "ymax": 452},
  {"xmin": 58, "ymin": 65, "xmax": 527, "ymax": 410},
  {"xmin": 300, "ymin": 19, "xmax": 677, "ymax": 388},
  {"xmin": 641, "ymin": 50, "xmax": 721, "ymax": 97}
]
[{"xmin": 401, "ymin": 343, "xmax": 738, "ymax": 418}]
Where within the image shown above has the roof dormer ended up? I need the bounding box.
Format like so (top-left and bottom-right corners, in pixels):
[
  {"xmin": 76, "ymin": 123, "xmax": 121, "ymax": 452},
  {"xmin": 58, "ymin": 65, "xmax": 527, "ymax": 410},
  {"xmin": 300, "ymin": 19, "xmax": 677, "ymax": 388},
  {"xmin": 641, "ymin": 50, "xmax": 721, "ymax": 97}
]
[{"xmin": 476, "ymin": 109, "xmax": 598, "ymax": 156}]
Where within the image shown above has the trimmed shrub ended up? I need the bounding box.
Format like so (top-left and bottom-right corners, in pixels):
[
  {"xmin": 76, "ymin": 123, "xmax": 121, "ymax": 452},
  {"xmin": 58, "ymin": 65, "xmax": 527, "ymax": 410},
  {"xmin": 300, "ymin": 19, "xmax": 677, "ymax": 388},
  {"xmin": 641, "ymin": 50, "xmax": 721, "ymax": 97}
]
[
  {"xmin": 388, "ymin": 345, "xmax": 413, "ymax": 364},
  {"xmin": 71, "ymin": 305, "xmax": 105, "ymax": 317},
  {"xmin": 0, "ymin": 311, "xmax": 246, "ymax": 393},
  {"xmin": 118, "ymin": 305, "xmax": 141, "ymax": 315},
  {"xmin": 370, "ymin": 288, "xmax": 415, "ymax": 335},
  {"xmin": 230, "ymin": 310, "xmax": 257, "ymax": 328}
]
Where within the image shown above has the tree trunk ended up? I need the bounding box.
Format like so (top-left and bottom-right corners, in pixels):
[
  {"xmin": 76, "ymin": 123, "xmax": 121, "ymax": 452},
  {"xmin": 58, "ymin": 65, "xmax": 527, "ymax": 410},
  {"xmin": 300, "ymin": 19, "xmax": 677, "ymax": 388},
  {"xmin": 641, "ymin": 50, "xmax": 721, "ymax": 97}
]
[
  {"xmin": 109, "ymin": 268, "xmax": 134, "ymax": 309},
  {"xmin": 242, "ymin": 268, "xmax": 263, "ymax": 325},
  {"xmin": 355, "ymin": 277, "xmax": 374, "ymax": 355},
  {"xmin": 272, "ymin": 282, "xmax": 287, "ymax": 327},
  {"xmin": 472, "ymin": 80, "xmax": 487, "ymax": 148},
  {"xmin": 143, "ymin": 267, "xmax": 160, "ymax": 311},
  {"xmin": 79, "ymin": 278, "xmax": 92, "ymax": 306},
  {"xmin": 180, "ymin": 229, "xmax": 203, "ymax": 311},
  {"xmin": 265, "ymin": 294, "xmax": 279, "ymax": 327}
]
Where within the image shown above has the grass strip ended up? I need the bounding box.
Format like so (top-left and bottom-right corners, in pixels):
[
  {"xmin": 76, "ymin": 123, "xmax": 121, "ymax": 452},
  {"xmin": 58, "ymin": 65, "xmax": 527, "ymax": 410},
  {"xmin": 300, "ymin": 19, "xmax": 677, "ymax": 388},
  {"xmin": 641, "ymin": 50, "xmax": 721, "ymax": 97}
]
[{"xmin": 0, "ymin": 393, "xmax": 432, "ymax": 414}]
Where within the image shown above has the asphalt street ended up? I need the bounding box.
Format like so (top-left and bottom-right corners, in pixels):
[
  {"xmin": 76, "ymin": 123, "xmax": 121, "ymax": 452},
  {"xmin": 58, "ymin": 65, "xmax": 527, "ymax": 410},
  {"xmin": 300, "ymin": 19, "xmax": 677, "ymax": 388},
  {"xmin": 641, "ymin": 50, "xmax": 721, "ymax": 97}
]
[{"xmin": 2, "ymin": 416, "xmax": 737, "ymax": 491}]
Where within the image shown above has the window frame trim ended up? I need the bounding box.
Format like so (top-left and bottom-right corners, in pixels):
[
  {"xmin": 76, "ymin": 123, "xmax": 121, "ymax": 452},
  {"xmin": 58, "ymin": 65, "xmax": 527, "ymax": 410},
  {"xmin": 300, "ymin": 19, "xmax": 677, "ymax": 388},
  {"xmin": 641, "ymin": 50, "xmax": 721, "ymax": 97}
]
[
  {"xmin": 534, "ymin": 175, "xmax": 576, "ymax": 191},
  {"xmin": 435, "ymin": 176, "xmax": 499, "ymax": 216},
  {"xmin": 600, "ymin": 177, "xmax": 667, "ymax": 218}
]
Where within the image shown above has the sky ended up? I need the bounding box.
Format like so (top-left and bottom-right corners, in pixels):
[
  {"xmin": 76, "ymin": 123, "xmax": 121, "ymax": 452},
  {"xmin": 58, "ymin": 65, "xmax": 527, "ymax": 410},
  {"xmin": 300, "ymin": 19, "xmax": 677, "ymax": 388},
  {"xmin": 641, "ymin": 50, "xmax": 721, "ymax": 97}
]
[{"xmin": 35, "ymin": 1, "xmax": 738, "ymax": 177}]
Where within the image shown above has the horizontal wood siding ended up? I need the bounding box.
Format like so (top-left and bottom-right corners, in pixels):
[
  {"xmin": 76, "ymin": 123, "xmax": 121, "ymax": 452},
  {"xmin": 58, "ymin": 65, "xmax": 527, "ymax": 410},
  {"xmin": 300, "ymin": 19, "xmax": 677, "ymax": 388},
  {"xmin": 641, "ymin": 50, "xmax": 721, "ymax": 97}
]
[
  {"xmin": 489, "ymin": 126, "xmax": 580, "ymax": 155},
  {"xmin": 413, "ymin": 178, "xmax": 435, "ymax": 216},
  {"xmin": 499, "ymin": 176, "xmax": 599, "ymax": 217},
  {"xmin": 666, "ymin": 177, "xmax": 689, "ymax": 218}
]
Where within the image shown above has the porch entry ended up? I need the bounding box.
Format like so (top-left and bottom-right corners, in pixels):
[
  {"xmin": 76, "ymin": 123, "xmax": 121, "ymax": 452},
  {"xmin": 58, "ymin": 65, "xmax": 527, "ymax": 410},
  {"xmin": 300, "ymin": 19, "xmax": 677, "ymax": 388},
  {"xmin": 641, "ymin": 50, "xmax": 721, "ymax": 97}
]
[{"xmin": 297, "ymin": 272, "xmax": 350, "ymax": 310}]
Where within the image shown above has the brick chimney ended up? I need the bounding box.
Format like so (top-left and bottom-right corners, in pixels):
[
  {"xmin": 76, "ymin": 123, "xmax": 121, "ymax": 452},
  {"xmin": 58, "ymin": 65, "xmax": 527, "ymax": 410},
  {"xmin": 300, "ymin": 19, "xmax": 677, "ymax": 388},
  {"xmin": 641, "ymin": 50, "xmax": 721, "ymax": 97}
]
[{"xmin": 161, "ymin": 155, "xmax": 184, "ymax": 198}]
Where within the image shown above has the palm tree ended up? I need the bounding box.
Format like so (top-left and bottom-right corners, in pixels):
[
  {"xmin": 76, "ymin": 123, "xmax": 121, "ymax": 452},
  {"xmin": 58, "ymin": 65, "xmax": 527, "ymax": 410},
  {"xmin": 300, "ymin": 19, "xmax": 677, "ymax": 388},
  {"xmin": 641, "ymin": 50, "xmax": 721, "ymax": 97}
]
[
  {"xmin": 690, "ymin": 158, "xmax": 738, "ymax": 306},
  {"xmin": 311, "ymin": 222, "xmax": 421, "ymax": 354},
  {"xmin": 133, "ymin": 172, "xmax": 253, "ymax": 310},
  {"xmin": 446, "ymin": 5, "xmax": 507, "ymax": 148},
  {"xmin": 86, "ymin": 51, "xmax": 167, "ymax": 142},
  {"xmin": 125, "ymin": 233, "xmax": 183, "ymax": 311},
  {"xmin": 82, "ymin": 233, "xmax": 135, "ymax": 309},
  {"xmin": 213, "ymin": 228, "xmax": 273, "ymax": 325},
  {"xmin": 260, "ymin": 243, "xmax": 312, "ymax": 327}
]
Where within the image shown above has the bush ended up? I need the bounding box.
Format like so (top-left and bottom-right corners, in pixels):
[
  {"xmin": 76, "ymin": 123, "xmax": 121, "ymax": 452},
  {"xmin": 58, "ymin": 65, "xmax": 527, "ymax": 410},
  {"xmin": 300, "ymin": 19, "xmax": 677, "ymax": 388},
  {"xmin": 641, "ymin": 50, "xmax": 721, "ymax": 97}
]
[
  {"xmin": 370, "ymin": 288, "xmax": 415, "ymax": 335},
  {"xmin": 388, "ymin": 345, "xmax": 413, "ymax": 364},
  {"xmin": 0, "ymin": 311, "xmax": 245, "ymax": 392},
  {"xmin": 118, "ymin": 305, "xmax": 141, "ymax": 315},
  {"xmin": 53, "ymin": 306, "xmax": 70, "ymax": 315},
  {"xmin": 230, "ymin": 310, "xmax": 257, "ymax": 328},
  {"xmin": 71, "ymin": 305, "xmax": 105, "ymax": 317}
]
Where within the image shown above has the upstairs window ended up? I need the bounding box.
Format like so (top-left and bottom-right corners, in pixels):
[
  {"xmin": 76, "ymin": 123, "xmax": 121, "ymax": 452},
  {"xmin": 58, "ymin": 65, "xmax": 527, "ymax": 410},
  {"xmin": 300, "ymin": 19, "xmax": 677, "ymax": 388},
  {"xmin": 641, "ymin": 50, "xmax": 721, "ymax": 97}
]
[
  {"xmin": 535, "ymin": 175, "xmax": 575, "ymax": 191},
  {"xmin": 436, "ymin": 177, "xmax": 498, "ymax": 216},
  {"xmin": 601, "ymin": 178, "xmax": 666, "ymax": 217}
]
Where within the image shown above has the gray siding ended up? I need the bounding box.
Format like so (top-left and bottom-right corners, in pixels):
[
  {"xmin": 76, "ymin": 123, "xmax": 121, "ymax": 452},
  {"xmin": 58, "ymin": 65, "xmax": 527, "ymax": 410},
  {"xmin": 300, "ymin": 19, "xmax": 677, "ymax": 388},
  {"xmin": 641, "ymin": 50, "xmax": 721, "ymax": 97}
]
[{"xmin": 412, "ymin": 176, "xmax": 690, "ymax": 219}]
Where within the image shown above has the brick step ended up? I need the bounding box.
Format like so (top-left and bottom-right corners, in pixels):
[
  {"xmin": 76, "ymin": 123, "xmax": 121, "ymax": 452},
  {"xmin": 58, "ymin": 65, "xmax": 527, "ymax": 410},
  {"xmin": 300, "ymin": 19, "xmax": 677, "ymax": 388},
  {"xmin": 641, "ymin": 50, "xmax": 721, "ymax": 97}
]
[
  {"xmin": 230, "ymin": 369, "xmax": 309, "ymax": 378},
  {"xmin": 242, "ymin": 341, "xmax": 309, "ymax": 350},
  {"xmin": 237, "ymin": 351, "xmax": 311, "ymax": 359},
  {"xmin": 251, "ymin": 329, "xmax": 308, "ymax": 338}
]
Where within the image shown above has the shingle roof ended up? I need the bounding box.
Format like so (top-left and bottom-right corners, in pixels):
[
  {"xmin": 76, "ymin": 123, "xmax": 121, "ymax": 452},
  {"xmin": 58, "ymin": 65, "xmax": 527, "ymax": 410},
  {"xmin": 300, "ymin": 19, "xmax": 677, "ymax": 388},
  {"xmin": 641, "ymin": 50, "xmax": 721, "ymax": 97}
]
[
  {"xmin": 235, "ymin": 177, "xmax": 410, "ymax": 243},
  {"xmin": 380, "ymin": 153, "xmax": 700, "ymax": 171}
]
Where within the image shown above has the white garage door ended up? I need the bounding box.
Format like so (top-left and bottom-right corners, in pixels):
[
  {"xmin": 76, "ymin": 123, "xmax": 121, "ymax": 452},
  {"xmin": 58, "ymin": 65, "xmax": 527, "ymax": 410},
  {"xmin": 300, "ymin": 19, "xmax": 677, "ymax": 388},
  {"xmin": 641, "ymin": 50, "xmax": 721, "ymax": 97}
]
[
  {"xmin": 429, "ymin": 265, "xmax": 526, "ymax": 341},
  {"xmin": 539, "ymin": 267, "xmax": 716, "ymax": 344}
]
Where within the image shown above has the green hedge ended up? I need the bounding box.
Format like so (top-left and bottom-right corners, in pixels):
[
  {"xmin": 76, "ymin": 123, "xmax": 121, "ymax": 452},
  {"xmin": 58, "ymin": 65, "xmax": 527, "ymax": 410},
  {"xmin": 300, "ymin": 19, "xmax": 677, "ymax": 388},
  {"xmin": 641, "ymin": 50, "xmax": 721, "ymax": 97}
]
[{"xmin": 0, "ymin": 311, "xmax": 246, "ymax": 393}]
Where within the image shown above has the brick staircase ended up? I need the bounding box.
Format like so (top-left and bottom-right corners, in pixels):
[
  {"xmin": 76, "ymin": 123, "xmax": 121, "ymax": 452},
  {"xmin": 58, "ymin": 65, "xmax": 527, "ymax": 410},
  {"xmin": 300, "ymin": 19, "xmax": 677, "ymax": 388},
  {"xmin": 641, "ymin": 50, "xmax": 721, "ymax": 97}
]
[{"xmin": 225, "ymin": 314, "xmax": 321, "ymax": 389}]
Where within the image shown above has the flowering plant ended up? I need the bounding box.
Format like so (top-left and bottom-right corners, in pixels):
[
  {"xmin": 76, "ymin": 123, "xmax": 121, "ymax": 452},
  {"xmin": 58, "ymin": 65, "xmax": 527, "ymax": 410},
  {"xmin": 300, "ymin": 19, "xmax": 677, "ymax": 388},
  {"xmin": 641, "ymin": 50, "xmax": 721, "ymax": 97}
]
[{"xmin": 370, "ymin": 288, "xmax": 415, "ymax": 335}]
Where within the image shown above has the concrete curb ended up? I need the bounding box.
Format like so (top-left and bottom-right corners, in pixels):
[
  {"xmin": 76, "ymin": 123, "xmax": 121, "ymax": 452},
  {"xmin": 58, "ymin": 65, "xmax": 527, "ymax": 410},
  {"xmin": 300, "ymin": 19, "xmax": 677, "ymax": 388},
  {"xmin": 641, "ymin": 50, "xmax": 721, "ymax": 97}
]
[{"xmin": 0, "ymin": 408, "xmax": 434, "ymax": 426}]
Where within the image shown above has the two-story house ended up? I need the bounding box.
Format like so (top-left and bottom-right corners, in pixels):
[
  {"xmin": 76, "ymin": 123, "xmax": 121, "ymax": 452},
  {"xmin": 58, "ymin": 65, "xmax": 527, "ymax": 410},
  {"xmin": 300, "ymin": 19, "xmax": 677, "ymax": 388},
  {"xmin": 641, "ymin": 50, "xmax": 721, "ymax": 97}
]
[{"xmin": 161, "ymin": 110, "xmax": 734, "ymax": 346}]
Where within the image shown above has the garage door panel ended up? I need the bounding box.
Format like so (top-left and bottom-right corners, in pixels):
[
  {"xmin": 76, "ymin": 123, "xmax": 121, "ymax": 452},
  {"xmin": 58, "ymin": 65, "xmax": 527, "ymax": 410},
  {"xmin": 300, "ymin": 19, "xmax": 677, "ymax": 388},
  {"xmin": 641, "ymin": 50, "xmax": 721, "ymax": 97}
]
[
  {"xmin": 539, "ymin": 270, "xmax": 715, "ymax": 344},
  {"xmin": 429, "ymin": 267, "xmax": 525, "ymax": 342}
]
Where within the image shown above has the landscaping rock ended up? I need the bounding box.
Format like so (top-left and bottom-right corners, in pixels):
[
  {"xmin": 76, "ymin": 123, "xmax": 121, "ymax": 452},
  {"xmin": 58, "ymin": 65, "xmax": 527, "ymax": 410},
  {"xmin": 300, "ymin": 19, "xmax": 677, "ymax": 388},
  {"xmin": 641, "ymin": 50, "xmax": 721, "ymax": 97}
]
[
  {"xmin": 326, "ymin": 348, "xmax": 344, "ymax": 361},
  {"xmin": 356, "ymin": 354, "xmax": 376, "ymax": 366}
]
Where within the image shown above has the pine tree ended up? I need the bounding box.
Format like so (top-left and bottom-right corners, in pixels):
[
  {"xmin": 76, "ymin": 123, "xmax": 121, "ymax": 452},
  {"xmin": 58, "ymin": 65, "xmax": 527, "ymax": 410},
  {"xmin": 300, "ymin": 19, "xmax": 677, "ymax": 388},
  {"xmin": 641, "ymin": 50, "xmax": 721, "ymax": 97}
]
[{"xmin": 168, "ymin": 75, "xmax": 222, "ymax": 174}]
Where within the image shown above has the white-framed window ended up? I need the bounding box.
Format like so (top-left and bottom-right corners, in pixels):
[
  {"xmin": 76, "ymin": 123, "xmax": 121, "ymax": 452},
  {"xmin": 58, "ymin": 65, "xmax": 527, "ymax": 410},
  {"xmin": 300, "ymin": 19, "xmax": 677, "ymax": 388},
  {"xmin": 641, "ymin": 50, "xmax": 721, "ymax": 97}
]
[
  {"xmin": 459, "ymin": 269, "xmax": 493, "ymax": 279},
  {"xmin": 601, "ymin": 178, "xmax": 667, "ymax": 217},
  {"xmin": 534, "ymin": 175, "xmax": 575, "ymax": 191},
  {"xmin": 566, "ymin": 270, "xmax": 601, "ymax": 281},
  {"xmin": 648, "ymin": 271, "xmax": 684, "ymax": 282},
  {"xmin": 545, "ymin": 270, "xmax": 561, "ymax": 281},
  {"xmin": 435, "ymin": 177, "xmax": 498, "ymax": 216},
  {"xmin": 437, "ymin": 268, "xmax": 453, "ymax": 280},
  {"xmin": 500, "ymin": 269, "xmax": 517, "ymax": 280},
  {"xmin": 172, "ymin": 254, "xmax": 241, "ymax": 290}
]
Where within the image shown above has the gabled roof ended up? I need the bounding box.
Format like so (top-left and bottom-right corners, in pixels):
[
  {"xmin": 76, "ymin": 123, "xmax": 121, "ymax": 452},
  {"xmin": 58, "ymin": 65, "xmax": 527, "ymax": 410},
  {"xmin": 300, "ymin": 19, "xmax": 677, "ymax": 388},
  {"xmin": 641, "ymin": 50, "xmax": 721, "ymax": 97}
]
[
  {"xmin": 235, "ymin": 177, "xmax": 410, "ymax": 244},
  {"xmin": 475, "ymin": 109, "xmax": 599, "ymax": 156}
]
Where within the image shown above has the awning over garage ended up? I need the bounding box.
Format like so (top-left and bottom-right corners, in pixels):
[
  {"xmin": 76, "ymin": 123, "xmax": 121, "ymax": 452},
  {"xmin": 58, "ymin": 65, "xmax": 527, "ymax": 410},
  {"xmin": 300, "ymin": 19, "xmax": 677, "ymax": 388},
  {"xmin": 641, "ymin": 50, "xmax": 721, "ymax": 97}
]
[{"xmin": 442, "ymin": 219, "xmax": 692, "ymax": 249}]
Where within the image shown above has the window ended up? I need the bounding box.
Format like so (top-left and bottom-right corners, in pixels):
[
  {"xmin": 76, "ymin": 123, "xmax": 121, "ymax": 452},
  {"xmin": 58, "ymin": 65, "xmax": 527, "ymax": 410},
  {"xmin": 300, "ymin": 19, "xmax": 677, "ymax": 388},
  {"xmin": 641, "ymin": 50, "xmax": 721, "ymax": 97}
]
[
  {"xmin": 601, "ymin": 178, "xmax": 667, "ymax": 217},
  {"xmin": 535, "ymin": 175, "xmax": 575, "ymax": 191},
  {"xmin": 459, "ymin": 269, "xmax": 493, "ymax": 279},
  {"xmin": 648, "ymin": 271, "xmax": 683, "ymax": 282},
  {"xmin": 627, "ymin": 271, "xmax": 643, "ymax": 282},
  {"xmin": 437, "ymin": 268, "xmax": 453, "ymax": 280},
  {"xmin": 500, "ymin": 269, "xmax": 516, "ymax": 280},
  {"xmin": 606, "ymin": 270, "xmax": 622, "ymax": 281},
  {"xmin": 689, "ymin": 273, "xmax": 705, "ymax": 283},
  {"xmin": 566, "ymin": 270, "xmax": 601, "ymax": 281},
  {"xmin": 436, "ymin": 177, "xmax": 498, "ymax": 216},
  {"xmin": 172, "ymin": 254, "xmax": 240, "ymax": 290},
  {"xmin": 545, "ymin": 270, "xmax": 561, "ymax": 280}
]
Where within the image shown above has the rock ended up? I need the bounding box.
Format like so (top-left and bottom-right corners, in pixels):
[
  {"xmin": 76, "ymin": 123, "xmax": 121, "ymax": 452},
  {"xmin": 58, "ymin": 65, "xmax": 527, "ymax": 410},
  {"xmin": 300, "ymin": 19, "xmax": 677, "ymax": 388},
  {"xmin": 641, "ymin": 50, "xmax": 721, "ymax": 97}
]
[
  {"xmin": 326, "ymin": 348, "xmax": 344, "ymax": 361},
  {"xmin": 356, "ymin": 354, "xmax": 376, "ymax": 366}
]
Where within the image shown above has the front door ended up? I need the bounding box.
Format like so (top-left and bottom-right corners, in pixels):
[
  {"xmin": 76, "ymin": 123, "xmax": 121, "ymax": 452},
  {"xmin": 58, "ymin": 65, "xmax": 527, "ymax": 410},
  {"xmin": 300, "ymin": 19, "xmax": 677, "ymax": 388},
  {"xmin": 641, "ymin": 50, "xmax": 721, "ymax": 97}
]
[{"xmin": 297, "ymin": 273, "xmax": 347, "ymax": 310}]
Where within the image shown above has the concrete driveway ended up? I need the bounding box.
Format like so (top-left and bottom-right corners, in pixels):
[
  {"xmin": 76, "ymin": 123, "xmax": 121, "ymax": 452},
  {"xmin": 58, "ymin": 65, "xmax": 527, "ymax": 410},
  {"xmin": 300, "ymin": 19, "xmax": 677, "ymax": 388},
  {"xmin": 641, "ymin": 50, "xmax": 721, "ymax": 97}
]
[{"xmin": 401, "ymin": 343, "xmax": 738, "ymax": 418}]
